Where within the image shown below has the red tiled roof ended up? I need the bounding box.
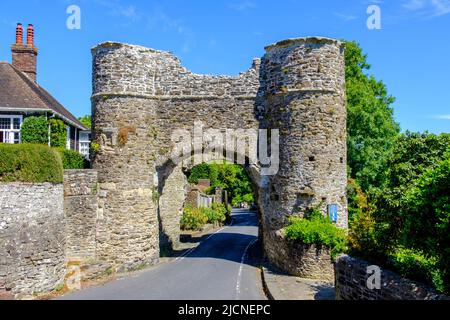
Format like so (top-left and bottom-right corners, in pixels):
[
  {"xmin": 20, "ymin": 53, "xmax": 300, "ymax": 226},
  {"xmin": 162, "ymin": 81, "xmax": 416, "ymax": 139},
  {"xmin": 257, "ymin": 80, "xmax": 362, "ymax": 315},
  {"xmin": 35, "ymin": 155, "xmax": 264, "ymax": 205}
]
[{"xmin": 0, "ymin": 62, "xmax": 87, "ymax": 130}]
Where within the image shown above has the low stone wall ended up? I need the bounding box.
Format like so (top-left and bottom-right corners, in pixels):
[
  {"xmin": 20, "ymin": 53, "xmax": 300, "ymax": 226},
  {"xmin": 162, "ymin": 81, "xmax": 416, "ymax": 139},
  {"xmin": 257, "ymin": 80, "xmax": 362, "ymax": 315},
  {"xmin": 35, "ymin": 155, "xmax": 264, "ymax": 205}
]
[
  {"xmin": 264, "ymin": 230, "xmax": 334, "ymax": 282},
  {"xmin": 0, "ymin": 183, "xmax": 66, "ymax": 297},
  {"xmin": 64, "ymin": 170, "xmax": 98, "ymax": 261},
  {"xmin": 335, "ymin": 255, "xmax": 449, "ymax": 300}
]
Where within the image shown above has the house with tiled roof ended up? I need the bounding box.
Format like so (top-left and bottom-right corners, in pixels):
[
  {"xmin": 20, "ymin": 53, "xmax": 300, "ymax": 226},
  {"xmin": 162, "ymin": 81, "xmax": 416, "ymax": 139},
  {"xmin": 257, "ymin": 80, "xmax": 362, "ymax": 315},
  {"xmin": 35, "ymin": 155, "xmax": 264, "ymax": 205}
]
[{"xmin": 0, "ymin": 23, "xmax": 90, "ymax": 158}]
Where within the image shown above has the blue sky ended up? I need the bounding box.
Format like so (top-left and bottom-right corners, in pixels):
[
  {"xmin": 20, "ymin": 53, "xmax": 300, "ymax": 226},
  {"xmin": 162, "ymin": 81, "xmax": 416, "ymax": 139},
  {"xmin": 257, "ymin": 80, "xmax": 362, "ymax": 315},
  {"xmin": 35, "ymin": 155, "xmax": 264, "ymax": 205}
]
[{"xmin": 0, "ymin": 0, "xmax": 449, "ymax": 133}]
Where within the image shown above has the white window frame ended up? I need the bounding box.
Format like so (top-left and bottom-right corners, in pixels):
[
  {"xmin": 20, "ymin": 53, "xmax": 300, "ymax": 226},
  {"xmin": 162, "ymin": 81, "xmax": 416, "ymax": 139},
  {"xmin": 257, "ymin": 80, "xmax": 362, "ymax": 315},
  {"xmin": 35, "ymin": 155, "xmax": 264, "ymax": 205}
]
[
  {"xmin": 66, "ymin": 126, "xmax": 71, "ymax": 150},
  {"xmin": 0, "ymin": 115, "xmax": 23, "ymax": 144},
  {"xmin": 78, "ymin": 131, "xmax": 91, "ymax": 160}
]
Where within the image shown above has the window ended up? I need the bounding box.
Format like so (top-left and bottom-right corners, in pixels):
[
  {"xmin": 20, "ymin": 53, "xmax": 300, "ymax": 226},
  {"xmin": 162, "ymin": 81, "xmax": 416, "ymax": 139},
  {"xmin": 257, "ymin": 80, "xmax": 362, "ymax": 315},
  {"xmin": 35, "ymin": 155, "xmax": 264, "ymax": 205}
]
[
  {"xmin": 79, "ymin": 131, "xmax": 91, "ymax": 160},
  {"xmin": 66, "ymin": 126, "xmax": 71, "ymax": 150},
  {"xmin": 0, "ymin": 116, "xmax": 22, "ymax": 144}
]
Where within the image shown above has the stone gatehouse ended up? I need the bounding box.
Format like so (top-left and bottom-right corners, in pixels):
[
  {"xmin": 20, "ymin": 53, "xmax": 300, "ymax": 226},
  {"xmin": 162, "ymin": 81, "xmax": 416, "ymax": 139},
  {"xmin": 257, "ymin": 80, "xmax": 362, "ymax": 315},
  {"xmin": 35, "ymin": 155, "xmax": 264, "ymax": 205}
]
[{"xmin": 90, "ymin": 37, "xmax": 348, "ymax": 272}]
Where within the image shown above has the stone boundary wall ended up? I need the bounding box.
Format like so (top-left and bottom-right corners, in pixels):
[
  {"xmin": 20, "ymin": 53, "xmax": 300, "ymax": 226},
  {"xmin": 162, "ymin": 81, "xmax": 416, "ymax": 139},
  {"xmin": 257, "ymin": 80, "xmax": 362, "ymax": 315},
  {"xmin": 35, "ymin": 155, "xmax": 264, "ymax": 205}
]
[
  {"xmin": 267, "ymin": 230, "xmax": 334, "ymax": 282},
  {"xmin": 335, "ymin": 255, "xmax": 450, "ymax": 300},
  {"xmin": 0, "ymin": 183, "xmax": 66, "ymax": 297},
  {"xmin": 64, "ymin": 170, "xmax": 98, "ymax": 261}
]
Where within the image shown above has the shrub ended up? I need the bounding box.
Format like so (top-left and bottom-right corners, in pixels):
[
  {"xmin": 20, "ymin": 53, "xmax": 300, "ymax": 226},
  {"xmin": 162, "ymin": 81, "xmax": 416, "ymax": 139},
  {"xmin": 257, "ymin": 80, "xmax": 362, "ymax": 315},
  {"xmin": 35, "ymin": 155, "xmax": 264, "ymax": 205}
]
[
  {"xmin": 56, "ymin": 148, "xmax": 88, "ymax": 169},
  {"xmin": 49, "ymin": 118, "xmax": 67, "ymax": 148},
  {"xmin": 21, "ymin": 116, "xmax": 49, "ymax": 145},
  {"xmin": 0, "ymin": 144, "xmax": 63, "ymax": 183},
  {"xmin": 387, "ymin": 248, "xmax": 445, "ymax": 294},
  {"xmin": 205, "ymin": 203, "xmax": 227, "ymax": 224},
  {"xmin": 285, "ymin": 211, "xmax": 347, "ymax": 260},
  {"xmin": 348, "ymin": 211, "xmax": 392, "ymax": 264},
  {"xmin": 180, "ymin": 206, "xmax": 208, "ymax": 231}
]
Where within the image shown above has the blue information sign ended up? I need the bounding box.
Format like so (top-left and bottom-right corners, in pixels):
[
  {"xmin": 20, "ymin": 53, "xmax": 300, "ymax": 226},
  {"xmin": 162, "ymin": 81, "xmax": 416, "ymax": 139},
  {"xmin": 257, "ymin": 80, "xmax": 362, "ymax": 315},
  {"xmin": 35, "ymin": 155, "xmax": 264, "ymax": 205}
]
[{"xmin": 328, "ymin": 204, "xmax": 338, "ymax": 223}]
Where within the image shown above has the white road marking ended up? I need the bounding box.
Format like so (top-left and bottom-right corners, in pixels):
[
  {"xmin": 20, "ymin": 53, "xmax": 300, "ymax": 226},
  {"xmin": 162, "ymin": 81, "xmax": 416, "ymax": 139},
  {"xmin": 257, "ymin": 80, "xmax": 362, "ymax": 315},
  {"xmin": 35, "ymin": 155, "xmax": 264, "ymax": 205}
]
[{"xmin": 235, "ymin": 238, "xmax": 258, "ymax": 300}]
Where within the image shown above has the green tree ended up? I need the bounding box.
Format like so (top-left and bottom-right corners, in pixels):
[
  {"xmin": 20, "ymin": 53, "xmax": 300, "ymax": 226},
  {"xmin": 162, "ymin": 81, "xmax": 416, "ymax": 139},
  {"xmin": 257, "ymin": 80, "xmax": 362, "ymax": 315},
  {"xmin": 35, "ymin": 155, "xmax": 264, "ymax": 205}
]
[
  {"xmin": 21, "ymin": 116, "xmax": 49, "ymax": 145},
  {"xmin": 187, "ymin": 162, "xmax": 254, "ymax": 206},
  {"xmin": 188, "ymin": 163, "xmax": 219, "ymax": 186},
  {"xmin": 375, "ymin": 132, "xmax": 450, "ymax": 241},
  {"xmin": 345, "ymin": 41, "xmax": 400, "ymax": 191},
  {"xmin": 78, "ymin": 115, "xmax": 92, "ymax": 129},
  {"xmin": 401, "ymin": 156, "xmax": 450, "ymax": 293}
]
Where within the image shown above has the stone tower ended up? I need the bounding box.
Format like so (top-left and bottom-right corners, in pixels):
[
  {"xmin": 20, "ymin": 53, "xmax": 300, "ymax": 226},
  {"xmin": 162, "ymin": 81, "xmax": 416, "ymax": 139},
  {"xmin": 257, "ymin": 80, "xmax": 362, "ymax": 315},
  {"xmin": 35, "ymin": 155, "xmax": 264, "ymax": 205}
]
[{"xmin": 261, "ymin": 37, "xmax": 348, "ymax": 268}]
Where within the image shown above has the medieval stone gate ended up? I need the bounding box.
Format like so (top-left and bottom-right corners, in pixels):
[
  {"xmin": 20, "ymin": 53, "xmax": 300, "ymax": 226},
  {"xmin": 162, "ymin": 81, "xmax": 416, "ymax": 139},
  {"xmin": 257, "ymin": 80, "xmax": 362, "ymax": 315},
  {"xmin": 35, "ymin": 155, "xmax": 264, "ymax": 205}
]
[{"xmin": 91, "ymin": 37, "xmax": 348, "ymax": 273}]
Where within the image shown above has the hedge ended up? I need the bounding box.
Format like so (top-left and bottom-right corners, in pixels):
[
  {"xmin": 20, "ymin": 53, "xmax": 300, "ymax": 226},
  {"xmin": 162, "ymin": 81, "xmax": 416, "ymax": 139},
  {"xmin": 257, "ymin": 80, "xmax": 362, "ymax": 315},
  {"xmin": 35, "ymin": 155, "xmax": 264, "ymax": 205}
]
[
  {"xmin": 56, "ymin": 148, "xmax": 89, "ymax": 169},
  {"xmin": 21, "ymin": 116, "xmax": 49, "ymax": 145},
  {"xmin": 0, "ymin": 144, "xmax": 63, "ymax": 183}
]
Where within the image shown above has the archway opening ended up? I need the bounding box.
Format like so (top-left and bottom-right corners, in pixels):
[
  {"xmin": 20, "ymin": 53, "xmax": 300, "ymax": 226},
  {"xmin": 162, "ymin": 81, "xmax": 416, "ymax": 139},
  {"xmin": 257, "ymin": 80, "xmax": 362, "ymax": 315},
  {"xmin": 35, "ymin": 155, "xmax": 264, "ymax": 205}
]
[{"xmin": 157, "ymin": 159, "xmax": 261, "ymax": 258}]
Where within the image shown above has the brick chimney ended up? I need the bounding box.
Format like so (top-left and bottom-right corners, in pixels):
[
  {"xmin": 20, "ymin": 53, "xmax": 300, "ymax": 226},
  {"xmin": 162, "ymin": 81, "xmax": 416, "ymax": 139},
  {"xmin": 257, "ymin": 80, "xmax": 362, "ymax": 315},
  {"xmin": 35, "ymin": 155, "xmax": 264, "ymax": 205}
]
[{"xmin": 11, "ymin": 23, "xmax": 38, "ymax": 82}]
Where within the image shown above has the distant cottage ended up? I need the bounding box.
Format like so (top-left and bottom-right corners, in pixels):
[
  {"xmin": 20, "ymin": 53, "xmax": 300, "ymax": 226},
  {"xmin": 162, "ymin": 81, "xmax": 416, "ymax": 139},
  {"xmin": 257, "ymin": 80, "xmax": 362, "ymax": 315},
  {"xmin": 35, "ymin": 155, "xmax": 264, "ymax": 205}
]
[{"xmin": 0, "ymin": 23, "xmax": 90, "ymax": 158}]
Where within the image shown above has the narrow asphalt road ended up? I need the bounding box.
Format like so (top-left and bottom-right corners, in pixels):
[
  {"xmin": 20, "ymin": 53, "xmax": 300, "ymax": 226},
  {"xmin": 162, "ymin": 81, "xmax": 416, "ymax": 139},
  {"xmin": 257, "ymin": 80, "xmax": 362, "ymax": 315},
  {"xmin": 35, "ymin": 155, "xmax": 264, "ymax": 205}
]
[{"xmin": 60, "ymin": 209, "xmax": 267, "ymax": 300}]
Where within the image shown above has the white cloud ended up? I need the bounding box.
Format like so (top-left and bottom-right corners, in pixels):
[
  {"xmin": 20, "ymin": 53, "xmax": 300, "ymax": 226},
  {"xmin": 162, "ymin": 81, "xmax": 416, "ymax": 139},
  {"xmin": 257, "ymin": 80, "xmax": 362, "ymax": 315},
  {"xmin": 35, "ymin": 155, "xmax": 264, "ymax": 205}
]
[
  {"xmin": 434, "ymin": 115, "xmax": 450, "ymax": 120},
  {"xmin": 403, "ymin": 0, "xmax": 427, "ymax": 10},
  {"xmin": 228, "ymin": 1, "xmax": 257, "ymax": 11},
  {"xmin": 431, "ymin": 0, "xmax": 450, "ymax": 16},
  {"xmin": 147, "ymin": 8, "xmax": 196, "ymax": 53},
  {"xmin": 334, "ymin": 12, "xmax": 358, "ymax": 21},
  {"xmin": 402, "ymin": 0, "xmax": 450, "ymax": 17},
  {"xmin": 94, "ymin": 0, "xmax": 139, "ymax": 21}
]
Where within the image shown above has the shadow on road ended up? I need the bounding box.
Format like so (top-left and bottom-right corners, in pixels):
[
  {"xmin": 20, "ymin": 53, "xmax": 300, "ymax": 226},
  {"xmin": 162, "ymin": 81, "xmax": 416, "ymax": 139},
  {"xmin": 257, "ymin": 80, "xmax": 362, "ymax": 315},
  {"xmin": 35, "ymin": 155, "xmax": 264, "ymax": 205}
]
[{"xmin": 172, "ymin": 210, "xmax": 262, "ymax": 267}]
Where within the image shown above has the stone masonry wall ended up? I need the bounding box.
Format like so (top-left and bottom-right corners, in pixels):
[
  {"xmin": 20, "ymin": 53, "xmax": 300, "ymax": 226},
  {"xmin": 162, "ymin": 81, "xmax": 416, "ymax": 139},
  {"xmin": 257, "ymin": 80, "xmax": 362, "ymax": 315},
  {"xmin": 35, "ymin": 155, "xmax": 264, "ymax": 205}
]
[
  {"xmin": 335, "ymin": 255, "xmax": 450, "ymax": 300},
  {"xmin": 158, "ymin": 165, "xmax": 188, "ymax": 250},
  {"xmin": 64, "ymin": 170, "xmax": 98, "ymax": 261},
  {"xmin": 263, "ymin": 38, "xmax": 347, "ymax": 275},
  {"xmin": 91, "ymin": 37, "xmax": 348, "ymax": 274},
  {"xmin": 268, "ymin": 230, "xmax": 335, "ymax": 282},
  {"xmin": 0, "ymin": 183, "xmax": 66, "ymax": 297}
]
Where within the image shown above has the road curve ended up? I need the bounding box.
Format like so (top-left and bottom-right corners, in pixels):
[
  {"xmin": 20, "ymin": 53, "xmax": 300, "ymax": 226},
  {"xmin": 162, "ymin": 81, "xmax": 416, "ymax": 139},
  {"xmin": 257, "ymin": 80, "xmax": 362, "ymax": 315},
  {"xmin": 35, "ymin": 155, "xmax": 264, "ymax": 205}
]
[{"xmin": 60, "ymin": 209, "xmax": 267, "ymax": 300}]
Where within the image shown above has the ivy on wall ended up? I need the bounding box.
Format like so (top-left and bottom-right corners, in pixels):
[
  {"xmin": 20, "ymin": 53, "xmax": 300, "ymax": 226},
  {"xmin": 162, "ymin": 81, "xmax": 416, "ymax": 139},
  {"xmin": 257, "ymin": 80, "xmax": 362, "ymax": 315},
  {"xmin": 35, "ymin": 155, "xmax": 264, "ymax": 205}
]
[
  {"xmin": 49, "ymin": 118, "xmax": 67, "ymax": 148},
  {"xmin": 21, "ymin": 116, "xmax": 68, "ymax": 148}
]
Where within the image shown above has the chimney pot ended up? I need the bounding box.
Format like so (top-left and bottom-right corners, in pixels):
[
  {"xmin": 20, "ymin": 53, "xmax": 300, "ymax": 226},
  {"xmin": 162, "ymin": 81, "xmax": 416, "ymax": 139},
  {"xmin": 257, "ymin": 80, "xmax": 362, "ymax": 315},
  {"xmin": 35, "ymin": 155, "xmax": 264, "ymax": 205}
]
[
  {"xmin": 27, "ymin": 24, "xmax": 34, "ymax": 46},
  {"xmin": 16, "ymin": 23, "xmax": 23, "ymax": 44},
  {"xmin": 12, "ymin": 23, "xmax": 38, "ymax": 82}
]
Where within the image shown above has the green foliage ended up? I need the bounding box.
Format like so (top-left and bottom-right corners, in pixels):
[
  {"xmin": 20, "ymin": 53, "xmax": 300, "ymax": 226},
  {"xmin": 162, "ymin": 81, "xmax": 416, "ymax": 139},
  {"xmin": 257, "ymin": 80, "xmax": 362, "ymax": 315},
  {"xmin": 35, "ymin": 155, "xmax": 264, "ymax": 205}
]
[
  {"xmin": 385, "ymin": 132, "xmax": 450, "ymax": 191},
  {"xmin": 400, "ymin": 157, "xmax": 450, "ymax": 293},
  {"xmin": 188, "ymin": 163, "xmax": 219, "ymax": 185},
  {"xmin": 387, "ymin": 248, "xmax": 445, "ymax": 293},
  {"xmin": 348, "ymin": 210, "xmax": 392, "ymax": 264},
  {"xmin": 180, "ymin": 206, "xmax": 208, "ymax": 231},
  {"xmin": 21, "ymin": 116, "xmax": 70, "ymax": 148},
  {"xmin": 373, "ymin": 133, "xmax": 450, "ymax": 262},
  {"xmin": 152, "ymin": 187, "xmax": 161, "ymax": 205},
  {"xmin": 56, "ymin": 148, "xmax": 88, "ymax": 169},
  {"xmin": 0, "ymin": 144, "xmax": 63, "ymax": 183},
  {"xmin": 201, "ymin": 204, "xmax": 226, "ymax": 225},
  {"xmin": 285, "ymin": 213, "xmax": 347, "ymax": 260},
  {"xmin": 349, "ymin": 136, "xmax": 450, "ymax": 294},
  {"xmin": 91, "ymin": 142, "xmax": 100, "ymax": 153},
  {"xmin": 344, "ymin": 41, "xmax": 400, "ymax": 191},
  {"xmin": 187, "ymin": 162, "xmax": 254, "ymax": 206},
  {"xmin": 347, "ymin": 178, "xmax": 371, "ymax": 221},
  {"xmin": 21, "ymin": 116, "xmax": 49, "ymax": 145},
  {"xmin": 211, "ymin": 202, "xmax": 228, "ymax": 223},
  {"xmin": 78, "ymin": 115, "xmax": 92, "ymax": 129},
  {"xmin": 181, "ymin": 203, "xmax": 228, "ymax": 231},
  {"xmin": 49, "ymin": 118, "xmax": 67, "ymax": 148},
  {"xmin": 344, "ymin": 41, "xmax": 450, "ymax": 294}
]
